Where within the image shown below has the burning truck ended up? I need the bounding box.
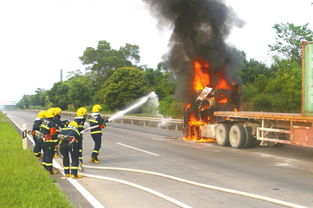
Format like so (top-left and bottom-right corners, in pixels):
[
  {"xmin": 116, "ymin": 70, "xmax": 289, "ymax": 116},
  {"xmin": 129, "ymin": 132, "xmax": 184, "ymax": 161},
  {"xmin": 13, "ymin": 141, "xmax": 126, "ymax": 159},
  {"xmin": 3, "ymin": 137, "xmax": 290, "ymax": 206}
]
[
  {"xmin": 183, "ymin": 60, "xmax": 241, "ymax": 142},
  {"xmin": 184, "ymin": 42, "xmax": 313, "ymax": 150}
]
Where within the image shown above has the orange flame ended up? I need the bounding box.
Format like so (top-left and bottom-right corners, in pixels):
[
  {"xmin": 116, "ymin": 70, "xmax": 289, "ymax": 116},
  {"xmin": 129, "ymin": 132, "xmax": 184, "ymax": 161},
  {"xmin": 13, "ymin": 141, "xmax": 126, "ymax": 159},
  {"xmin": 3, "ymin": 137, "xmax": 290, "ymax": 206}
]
[
  {"xmin": 215, "ymin": 71, "xmax": 232, "ymax": 89},
  {"xmin": 193, "ymin": 60, "xmax": 210, "ymax": 91},
  {"xmin": 217, "ymin": 97, "xmax": 228, "ymax": 103}
]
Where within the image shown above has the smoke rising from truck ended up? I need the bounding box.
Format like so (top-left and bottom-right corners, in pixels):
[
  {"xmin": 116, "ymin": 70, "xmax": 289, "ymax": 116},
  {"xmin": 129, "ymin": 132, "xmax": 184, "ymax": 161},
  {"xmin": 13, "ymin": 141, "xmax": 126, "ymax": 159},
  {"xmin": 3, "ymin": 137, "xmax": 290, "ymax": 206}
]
[{"xmin": 143, "ymin": 0, "xmax": 244, "ymax": 104}]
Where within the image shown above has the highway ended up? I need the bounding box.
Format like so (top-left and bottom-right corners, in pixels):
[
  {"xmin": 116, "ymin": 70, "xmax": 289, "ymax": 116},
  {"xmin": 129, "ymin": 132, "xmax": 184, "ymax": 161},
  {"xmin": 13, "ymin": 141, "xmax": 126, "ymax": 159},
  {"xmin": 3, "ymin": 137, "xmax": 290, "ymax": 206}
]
[{"xmin": 6, "ymin": 110, "xmax": 313, "ymax": 208}]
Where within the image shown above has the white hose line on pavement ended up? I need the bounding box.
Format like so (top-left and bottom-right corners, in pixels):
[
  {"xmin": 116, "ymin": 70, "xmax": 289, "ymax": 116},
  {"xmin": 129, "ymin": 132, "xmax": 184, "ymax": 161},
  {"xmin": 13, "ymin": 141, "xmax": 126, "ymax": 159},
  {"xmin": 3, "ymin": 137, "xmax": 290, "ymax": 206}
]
[
  {"xmin": 81, "ymin": 173, "xmax": 192, "ymax": 208},
  {"xmin": 5, "ymin": 113, "xmax": 105, "ymax": 208},
  {"xmin": 84, "ymin": 165, "xmax": 306, "ymax": 208}
]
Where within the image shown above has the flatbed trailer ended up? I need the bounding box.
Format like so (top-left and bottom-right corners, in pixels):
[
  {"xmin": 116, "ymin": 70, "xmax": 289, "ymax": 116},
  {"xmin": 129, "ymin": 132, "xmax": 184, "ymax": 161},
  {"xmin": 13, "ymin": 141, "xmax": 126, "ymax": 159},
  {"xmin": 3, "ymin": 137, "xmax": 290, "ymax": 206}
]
[{"xmin": 206, "ymin": 111, "xmax": 313, "ymax": 149}]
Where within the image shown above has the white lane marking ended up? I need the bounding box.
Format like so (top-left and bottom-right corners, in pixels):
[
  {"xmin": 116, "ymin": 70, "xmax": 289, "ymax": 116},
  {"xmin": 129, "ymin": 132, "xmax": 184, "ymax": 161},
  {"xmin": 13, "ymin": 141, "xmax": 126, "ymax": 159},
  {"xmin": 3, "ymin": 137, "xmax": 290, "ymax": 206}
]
[
  {"xmin": 82, "ymin": 173, "xmax": 192, "ymax": 208},
  {"xmin": 254, "ymin": 152, "xmax": 298, "ymax": 163},
  {"xmin": 273, "ymin": 162, "xmax": 296, "ymax": 168},
  {"xmin": 84, "ymin": 165, "xmax": 307, "ymax": 208},
  {"xmin": 6, "ymin": 113, "xmax": 105, "ymax": 208},
  {"xmin": 117, "ymin": 142, "xmax": 160, "ymax": 156}
]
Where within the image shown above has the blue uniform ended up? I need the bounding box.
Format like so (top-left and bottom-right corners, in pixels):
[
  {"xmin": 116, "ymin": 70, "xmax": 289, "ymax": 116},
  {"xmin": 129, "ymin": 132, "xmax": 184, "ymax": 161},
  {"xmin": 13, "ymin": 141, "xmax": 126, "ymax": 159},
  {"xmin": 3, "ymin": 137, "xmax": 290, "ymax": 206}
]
[
  {"xmin": 89, "ymin": 113, "xmax": 105, "ymax": 160},
  {"xmin": 32, "ymin": 118, "xmax": 44, "ymax": 158},
  {"xmin": 59, "ymin": 126, "xmax": 81, "ymax": 176},
  {"xmin": 74, "ymin": 116, "xmax": 86, "ymax": 163},
  {"xmin": 40, "ymin": 118, "xmax": 58, "ymax": 173}
]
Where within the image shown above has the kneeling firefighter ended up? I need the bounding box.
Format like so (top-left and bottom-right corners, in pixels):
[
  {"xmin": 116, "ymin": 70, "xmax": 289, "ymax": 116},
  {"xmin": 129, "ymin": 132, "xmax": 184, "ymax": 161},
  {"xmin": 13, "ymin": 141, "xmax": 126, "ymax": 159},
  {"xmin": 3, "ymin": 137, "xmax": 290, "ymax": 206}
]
[
  {"xmin": 74, "ymin": 107, "xmax": 87, "ymax": 165},
  {"xmin": 59, "ymin": 121, "xmax": 83, "ymax": 179},
  {"xmin": 89, "ymin": 104, "xmax": 106, "ymax": 163}
]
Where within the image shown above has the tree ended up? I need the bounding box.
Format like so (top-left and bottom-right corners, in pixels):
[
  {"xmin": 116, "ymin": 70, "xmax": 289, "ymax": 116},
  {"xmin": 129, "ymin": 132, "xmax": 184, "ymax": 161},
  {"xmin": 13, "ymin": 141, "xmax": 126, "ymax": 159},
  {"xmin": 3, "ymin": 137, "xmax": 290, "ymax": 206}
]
[
  {"xmin": 79, "ymin": 40, "xmax": 140, "ymax": 79},
  {"xmin": 66, "ymin": 73, "xmax": 94, "ymax": 108},
  {"xmin": 47, "ymin": 82, "xmax": 70, "ymax": 110},
  {"xmin": 264, "ymin": 59, "xmax": 302, "ymax": 112},
  {"xmin": 97, "ymin": 67, "xmax": 150, "ymax": 111},
  {"xmin": 239, "ymin": 58, "xmax": 272, "ymax": 84},
  {"xmin": 269, "ymin": 23, "xmax": 313, "ymax": 64}
]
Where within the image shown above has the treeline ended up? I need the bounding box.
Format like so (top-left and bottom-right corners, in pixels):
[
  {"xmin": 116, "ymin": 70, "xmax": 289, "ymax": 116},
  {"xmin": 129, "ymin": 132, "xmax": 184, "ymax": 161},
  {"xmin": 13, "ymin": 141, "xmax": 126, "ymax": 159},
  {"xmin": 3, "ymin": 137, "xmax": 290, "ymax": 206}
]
[
  {"xmin": 17, "ymin": 41, "xmax": 179, "ymax": 117},
  {"xmin": 17, "ymin": 23, "xmax": 313, "ymax": 116}
]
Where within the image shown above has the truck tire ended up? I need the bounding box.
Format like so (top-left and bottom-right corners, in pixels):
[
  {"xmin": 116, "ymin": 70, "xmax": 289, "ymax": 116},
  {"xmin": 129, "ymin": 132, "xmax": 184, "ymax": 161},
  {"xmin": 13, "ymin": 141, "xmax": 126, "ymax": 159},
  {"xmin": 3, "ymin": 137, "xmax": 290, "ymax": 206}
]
[
  {"xmin": 229, "ymin": 123, "xmax": 246, "ymax": 149},
  {"xmin": 243, "ymin": 126, "xmax": 253, "ymax": 148},
  {"xmin": 216, "ymin": 123, "xmax": 230, "ymax": 146}
]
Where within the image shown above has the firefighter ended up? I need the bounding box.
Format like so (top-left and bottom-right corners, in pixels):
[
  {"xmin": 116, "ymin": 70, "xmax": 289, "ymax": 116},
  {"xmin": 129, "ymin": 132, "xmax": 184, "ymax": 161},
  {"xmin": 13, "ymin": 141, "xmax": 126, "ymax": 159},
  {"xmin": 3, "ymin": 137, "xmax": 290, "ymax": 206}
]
[
  {"xmin": 40, "ymin": 108, "xmax": 58, "ymax": 174},
  {"xmin": 31, "ymin": 111, "xmax": 46, "ymax": 159},
  {"xmin": 59, "ymin": 121, "xmax": 83, "ymax": 179},
  {"xmin": 89, "ymin": 104, "xmax": 106, "ymax": 163},
  {"xmin": 49, "ymin": 107, "xmax": 69, "ymax": 158},
  {"xmin": 53, "ymin": 107, "xmax": 69, "ymax": 128},
  {"xmin": 74, "ymin": 107, "xmax": 87, "ymax": 165}
]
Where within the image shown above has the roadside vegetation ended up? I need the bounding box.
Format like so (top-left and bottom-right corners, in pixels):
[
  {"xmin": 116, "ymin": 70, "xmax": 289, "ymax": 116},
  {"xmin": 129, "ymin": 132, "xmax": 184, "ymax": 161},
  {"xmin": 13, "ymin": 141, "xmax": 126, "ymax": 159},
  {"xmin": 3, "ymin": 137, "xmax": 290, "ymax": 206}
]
[
  {"xmin": 17, "ymin": 22, "xmax": 313, "ymax": 115},
  {"xmin": 0, "ymin": 112, "xmax": 72, "ymax": 208}
]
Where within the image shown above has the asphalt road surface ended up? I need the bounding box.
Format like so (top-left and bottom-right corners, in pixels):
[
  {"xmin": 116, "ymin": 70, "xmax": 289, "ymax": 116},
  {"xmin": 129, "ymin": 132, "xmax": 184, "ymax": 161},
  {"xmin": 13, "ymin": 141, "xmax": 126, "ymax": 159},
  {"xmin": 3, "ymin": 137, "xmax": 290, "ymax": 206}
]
[{"xmin": 6, "ymin": 110, "xmax": 313, "ymax": 208}]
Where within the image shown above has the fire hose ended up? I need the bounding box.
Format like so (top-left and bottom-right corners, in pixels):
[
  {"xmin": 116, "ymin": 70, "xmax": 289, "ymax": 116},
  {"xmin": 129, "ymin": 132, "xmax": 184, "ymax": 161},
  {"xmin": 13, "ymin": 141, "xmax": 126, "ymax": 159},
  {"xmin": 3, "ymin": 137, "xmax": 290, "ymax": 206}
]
[{"xmin": 80, "ymin": 118, "xmax": 109, "ymax": 134}]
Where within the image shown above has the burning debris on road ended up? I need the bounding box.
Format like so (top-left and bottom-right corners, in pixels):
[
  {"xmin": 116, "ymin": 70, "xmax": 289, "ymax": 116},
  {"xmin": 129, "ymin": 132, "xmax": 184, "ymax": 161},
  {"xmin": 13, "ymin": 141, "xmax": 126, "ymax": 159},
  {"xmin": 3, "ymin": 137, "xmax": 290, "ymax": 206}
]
[{"xmin": 144, "ymin": 0, "xmax": 244, "ymax": 141}]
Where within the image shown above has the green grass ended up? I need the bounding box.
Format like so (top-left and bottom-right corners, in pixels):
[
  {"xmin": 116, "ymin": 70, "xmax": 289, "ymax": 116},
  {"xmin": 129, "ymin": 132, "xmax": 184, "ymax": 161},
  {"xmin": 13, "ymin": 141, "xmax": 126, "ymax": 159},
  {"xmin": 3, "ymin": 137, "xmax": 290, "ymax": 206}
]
[{"xmin": 0, "ymin": 112, "xmax": 73, "ymax": 208}]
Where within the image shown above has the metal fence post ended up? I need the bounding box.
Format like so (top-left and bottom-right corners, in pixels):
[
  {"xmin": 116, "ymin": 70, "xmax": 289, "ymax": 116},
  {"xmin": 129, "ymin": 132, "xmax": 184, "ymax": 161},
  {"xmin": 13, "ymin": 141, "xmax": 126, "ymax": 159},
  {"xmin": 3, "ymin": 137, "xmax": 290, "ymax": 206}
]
[{"xmin": 22, "ymin": 123, "xmax": 27, "ymax": 150}]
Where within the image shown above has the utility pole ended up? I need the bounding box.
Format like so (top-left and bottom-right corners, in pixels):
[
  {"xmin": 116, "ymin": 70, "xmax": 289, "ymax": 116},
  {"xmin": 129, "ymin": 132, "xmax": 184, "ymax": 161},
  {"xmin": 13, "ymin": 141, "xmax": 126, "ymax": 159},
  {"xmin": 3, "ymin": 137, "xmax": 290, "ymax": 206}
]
[{"xmin": 60, "ymin": 69, "xmax": 63, "ymax": 81}]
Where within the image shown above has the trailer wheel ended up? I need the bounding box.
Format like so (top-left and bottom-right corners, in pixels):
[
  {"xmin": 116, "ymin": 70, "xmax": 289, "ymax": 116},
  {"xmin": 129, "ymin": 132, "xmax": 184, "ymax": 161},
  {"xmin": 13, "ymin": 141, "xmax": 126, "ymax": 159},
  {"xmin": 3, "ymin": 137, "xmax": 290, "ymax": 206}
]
[
  {"xmin": 229, "ymin": 124, "xmax": 246, "ymax": 149},
  {"xmin": 216, "ymin": 123, "xmax": 230, "ymax": 146},
  {"xmin": 243, "ymin": 126, "xmax": 253, "ymax": 148}
]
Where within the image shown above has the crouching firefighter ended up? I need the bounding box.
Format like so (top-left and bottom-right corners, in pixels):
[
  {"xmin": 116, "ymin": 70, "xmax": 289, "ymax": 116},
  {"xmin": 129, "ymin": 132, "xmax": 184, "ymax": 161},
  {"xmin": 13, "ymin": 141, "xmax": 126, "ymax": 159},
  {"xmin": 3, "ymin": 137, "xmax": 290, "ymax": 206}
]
[
  {"xmin": 74, "ymin": 107, "xmax": 87, "ymax": 166},
  {"xmin": 31, "ymin": 111, "xmax": 46, "ymax": 159},
  {"xmin": 40, "ymin": 109, "xmax": 58, "ymax": 174},
  {"xmin": 59, "ymin": 121, "xmax": 83, "ymax": 179},
  {"xmin": 89, "ymin": 104, "xmax": 106, "ymax": 163}
]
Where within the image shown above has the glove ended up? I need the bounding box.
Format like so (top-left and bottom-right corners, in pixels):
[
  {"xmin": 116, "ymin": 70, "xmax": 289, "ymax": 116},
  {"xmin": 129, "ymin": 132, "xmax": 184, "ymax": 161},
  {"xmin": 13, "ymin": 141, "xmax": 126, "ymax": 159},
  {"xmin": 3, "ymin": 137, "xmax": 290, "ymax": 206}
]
[
  {"xmin": 99, "ymin": 124, "xmax": 106, "ymax": 129},
  {"xmin": 62, "ymin": 120, "xmax": 69, "ymax": 127}
]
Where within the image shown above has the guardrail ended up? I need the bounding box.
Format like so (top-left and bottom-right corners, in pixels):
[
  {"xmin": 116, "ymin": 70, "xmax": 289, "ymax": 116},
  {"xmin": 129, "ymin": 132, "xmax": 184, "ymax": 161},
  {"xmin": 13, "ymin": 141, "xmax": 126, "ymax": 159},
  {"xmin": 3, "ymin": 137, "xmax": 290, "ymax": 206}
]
[{"xmin": 61, "ymin": 112, "xmax": 183, "ymax": 131}]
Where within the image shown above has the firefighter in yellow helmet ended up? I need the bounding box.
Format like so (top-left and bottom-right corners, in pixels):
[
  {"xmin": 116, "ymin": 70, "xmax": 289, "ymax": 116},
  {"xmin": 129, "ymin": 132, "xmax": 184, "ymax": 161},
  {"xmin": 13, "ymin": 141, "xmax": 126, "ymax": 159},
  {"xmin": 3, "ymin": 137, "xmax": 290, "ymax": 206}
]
[
  {"xmin": 40, "ymin": 108, "xmax": 58, "ymax": 174},
  {"xmin": 59, "ymin": 121, "xmax": 83, "ymax": 179},
  {"xmin": 89, "ymin": 104, "xmax": 106, "ymax": 163},
  {"xmin": 31, "ymin": 111, "xmax": 46, "ymax": 159},
  {"xmin": 48, "ymin": 107, "xmax": 69, "ymax": 158},
  {"xmin": 74, "ymin": 107, "xmax": 87, "ymax": 165}
]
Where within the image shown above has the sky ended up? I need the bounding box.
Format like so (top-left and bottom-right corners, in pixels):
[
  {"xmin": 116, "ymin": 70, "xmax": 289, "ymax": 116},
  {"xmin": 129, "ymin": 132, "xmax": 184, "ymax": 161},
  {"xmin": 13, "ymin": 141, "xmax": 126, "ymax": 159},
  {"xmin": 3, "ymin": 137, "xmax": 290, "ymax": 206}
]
[{"xmin": 0, "ymin": 0, "xmax": 312, "ymax": 103}]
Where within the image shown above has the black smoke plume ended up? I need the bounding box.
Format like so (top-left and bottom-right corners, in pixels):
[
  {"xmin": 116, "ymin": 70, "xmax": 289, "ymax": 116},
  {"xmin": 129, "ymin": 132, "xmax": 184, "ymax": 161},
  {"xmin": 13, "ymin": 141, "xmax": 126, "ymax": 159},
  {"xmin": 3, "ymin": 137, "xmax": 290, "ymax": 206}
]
[{"xmin": 143, "ymin": 0, "xmax": 244, "ymax": 104}]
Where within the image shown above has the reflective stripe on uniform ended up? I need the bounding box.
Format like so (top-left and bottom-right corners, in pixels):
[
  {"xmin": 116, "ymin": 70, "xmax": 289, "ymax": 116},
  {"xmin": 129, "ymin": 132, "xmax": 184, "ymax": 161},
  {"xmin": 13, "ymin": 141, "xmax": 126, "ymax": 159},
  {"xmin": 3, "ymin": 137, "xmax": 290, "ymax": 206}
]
[
  {"xmin": 91, "ymin": 131, "xmax": 102, "ymax": 134},
  {"xmin": 40, "ymin": 124, "xmax": 49, "ymax": 130},
  {"xmin": 45, "ymin": 163, "xmax": 52, "ymax": 166},
  {"xmin": 45, "ymin": 140, "xmax": 58, "ymax": 143},
  {"xmin": 79, "ymin": 149, "xmax": 82, "ymax": 152},
  {"xmin": 64, "ymin": 167, "xmax": 70, "ymax": 170},
  {"xmin": 89, "ymin": 119, "xmax": 98, "ymax": 123},
  {"xmin": 93, "ymin": 150, "xmax": 99, "ymax": 153},
  {"xmin": 79, "ymin": 157, "xmax": 82, "ymax": 160},
  {"xmin": 71, "ymin": 166, "xmax": 79, "ymax": 169}
]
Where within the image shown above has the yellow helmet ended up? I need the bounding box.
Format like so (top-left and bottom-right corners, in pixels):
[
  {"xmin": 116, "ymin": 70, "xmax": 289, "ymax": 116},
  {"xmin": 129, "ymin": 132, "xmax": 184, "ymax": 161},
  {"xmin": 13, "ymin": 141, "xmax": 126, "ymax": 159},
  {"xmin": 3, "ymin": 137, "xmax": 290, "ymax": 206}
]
[
  {"xmin": 68, "ymin": 121, "xmax": 78, "ymax": 128},
  {"xmin": 37, "ymin": 111, "xmax": 46, "ymax": 119},
  {"xmin": 92, "ymin": 104, "xmax": 102, "ymax": 113},
  {"xmin": 46, "ymin": 108, "xmax": 56, "ymax": 118},
  {"xmin": 77, "ymin": 107, "xmax": 87, "ymax": 116},
  {"xmin": 54, "ymin": 107, "xmax": 62, "ymax": 115}
]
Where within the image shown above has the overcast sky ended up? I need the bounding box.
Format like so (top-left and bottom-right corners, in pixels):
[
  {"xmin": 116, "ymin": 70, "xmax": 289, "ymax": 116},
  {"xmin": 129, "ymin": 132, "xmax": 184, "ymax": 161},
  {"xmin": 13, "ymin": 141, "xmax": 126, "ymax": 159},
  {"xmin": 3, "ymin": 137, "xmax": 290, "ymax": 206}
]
[{"xmin": 0, "ymin": 0, "xmax": 312, "ymax": 102}]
